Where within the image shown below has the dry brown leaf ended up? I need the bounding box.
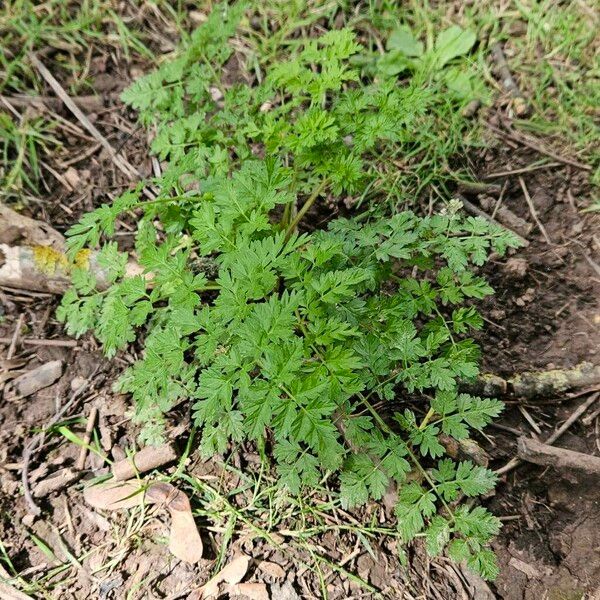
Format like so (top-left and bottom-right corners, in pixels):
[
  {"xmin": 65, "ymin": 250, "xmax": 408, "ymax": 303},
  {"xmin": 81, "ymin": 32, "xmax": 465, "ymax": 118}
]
[
  {"xmin": 168, "ymin": 506, "xmax": 203, "ymax": 564},
  {"xmin": 194, "ymin": 554, "xmax": 250, "ymax": 599},
  {"xmin": 258, "ymin": 561, "xmax": 286, "ymax": 579},
  {"xmin": 146, "ymin": 482, "xmax": 203, "ymax": 564},
  {"xmin": 224, "ymin": 582, "xmax": 269, "ymax": 600},
  {"xmin": 83, "ymin": 479, "xmax": 145, "ymax": 510}
]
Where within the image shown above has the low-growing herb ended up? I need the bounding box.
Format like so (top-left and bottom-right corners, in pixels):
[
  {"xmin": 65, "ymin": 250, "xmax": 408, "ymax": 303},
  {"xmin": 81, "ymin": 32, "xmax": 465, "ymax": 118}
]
[{"xmin": 58, "ymin": 6, "xmax": 519, "ymax": 580}]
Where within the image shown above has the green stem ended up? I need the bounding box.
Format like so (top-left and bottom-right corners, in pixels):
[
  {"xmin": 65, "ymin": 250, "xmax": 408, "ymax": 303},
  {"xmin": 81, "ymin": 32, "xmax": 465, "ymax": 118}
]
[
  {"xmin": 285, "ymin": 178, "xmax": 329, "ymax": 240},
  {"xmin": 419, "ymin": 407, "xmax": 435, "ymax": 430}
]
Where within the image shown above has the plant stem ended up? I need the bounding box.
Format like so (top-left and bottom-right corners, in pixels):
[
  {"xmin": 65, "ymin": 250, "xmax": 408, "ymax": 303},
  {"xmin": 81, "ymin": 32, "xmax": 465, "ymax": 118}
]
[
  {"xmin": 285, "ymin": 178, "xmax": 329, "ymax": 240},
  {"xmin": 419, "ymin": 407, "xmax": 435, "ymax": 430}
]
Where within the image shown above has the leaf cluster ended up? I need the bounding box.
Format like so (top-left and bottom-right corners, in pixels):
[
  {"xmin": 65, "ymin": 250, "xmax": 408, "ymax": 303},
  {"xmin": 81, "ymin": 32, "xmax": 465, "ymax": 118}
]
[{"xmin": 58, "ymin": 8, "xmax": 521, "ymax": 580}]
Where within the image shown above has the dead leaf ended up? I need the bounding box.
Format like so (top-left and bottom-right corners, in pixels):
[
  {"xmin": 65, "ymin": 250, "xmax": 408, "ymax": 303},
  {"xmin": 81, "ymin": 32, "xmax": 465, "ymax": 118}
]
[
  {"xmin": 194, "ymin": 554, "xmax": 250, "ymax": 599},
  {"xmin": 146, "ymin": 482, "xmax": 203, "ymax": 564},
  {"xmin": 168, "ymin": 504, "xmax": 203, "ymax": 564},
  {"xmin": 258, "ymin": 561, "xmax": 285, "ymax": 579},
  {"xmin": 224, "ymin": 582, "xmax": 269, "ymax": 600},
  {"xmin": 269, "ymin": 582, "xmax": 300, "ymax": 600},
  {"xmin": 83, "ymin": 479, "xmax": 145, "ymax": 510}
]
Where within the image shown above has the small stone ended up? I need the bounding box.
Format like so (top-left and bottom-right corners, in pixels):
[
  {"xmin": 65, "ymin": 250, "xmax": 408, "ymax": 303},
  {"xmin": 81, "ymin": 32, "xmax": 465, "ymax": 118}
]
[
  {"xmin": 209, "ymin": 87, "xmax": 223, "ymax": 102},
  {"xmin": 71, "ymin": 375, "xmax": 87, "ymax": 391},
  {"xmin": 22, "ymin": 514, "xmax": 35, "ymax": 527},
  {"xmin": 503, "ymin": 257, "xmax": 528, "ymax": 278}
]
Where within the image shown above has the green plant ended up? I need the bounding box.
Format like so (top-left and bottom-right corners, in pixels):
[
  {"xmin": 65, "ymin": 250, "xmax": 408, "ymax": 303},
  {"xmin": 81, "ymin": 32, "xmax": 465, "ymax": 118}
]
[{"xmin": 58, "ymin": 7, "xmax": 520, "ymax": 581}]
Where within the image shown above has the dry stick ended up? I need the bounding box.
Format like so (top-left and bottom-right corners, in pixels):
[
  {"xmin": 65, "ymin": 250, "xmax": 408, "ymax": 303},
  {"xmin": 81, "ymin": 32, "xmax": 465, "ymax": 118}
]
[
  {"xmin": 0, "ymin": 337, "xmax": 77, "ymax": 348},
  {"xmin": 112, "ymin": 442, "xmax": 179, "ymax": 481},
  {"xmin": 21, "ymin": 366, "xmax": 101, "ymax": 515},
  {"xmin": 488, "ymin": 122, "xmax": 591, "ymax": 171},
  {"xmin": 0, "ymin": 93, "xmax": 118, "ymax": 112},
  {"xmin": 459, "ymin": 196, "xmax": 530, "ymax": 247},
  {"xmin": 496, "ymin": 391, "xmax": 600, "ymax": 475},
  {"xmin": 75, "ymin": 406, "xmax": 98, "ymax": 470},
  {"xmin": 490, "ymin": 43, "xmax": 529, "ymax": 117},
  {"xmin": 6, "ymin": 313, "xmax": 25, "ymax": 360},
  {"xmin": 28, "ymin": 53, "xmax": 138, "ymax": 181},
  {"xmin": 517, "ymin": 437, "xmax": 600, "ymax": 474},
  {"xmin": 519, "ymin": 176, "xmax": 552, "ymax": 244},
  {"xmin": 485, "ymin": 161, "xmax": 561, "ymax": 178}
]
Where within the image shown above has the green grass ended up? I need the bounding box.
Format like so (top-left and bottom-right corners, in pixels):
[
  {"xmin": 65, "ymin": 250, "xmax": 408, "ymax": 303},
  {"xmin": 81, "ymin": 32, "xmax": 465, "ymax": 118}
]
[{"xmin": 0, "ymin": 0, "xmax": 188, "ymax": 198}]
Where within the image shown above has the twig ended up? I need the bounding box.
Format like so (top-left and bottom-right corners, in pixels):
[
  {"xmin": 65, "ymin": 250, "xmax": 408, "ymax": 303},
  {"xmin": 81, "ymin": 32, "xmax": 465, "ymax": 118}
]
[
  {"xmin": 517, "ymin": 437, "xmax": 600, "ymax": 474},
  {"xmin": 496, "ymin": 391, "xmax": 600, "ymax": 475},
  {"xmin": 21, "ymin": 366, "xmax": 102, "ymax": 515},
  {"xmin": 459, "ymin": 196, "xmax": 529, "ymax": 247},
  {"xmin": 490, "ymin": 43, "xmax": 528, "ymax": 117},
  {"xmin": 0, "ymin": 336, "xmax": 77, "ymax": 348},
  {"xmin": 76, "ymin": 406, "xmax": 98, "ymax": 470},
  {"xmin": 0, "ymin": 93, "xmax": 118, "ymax": 112},
  {"xmin": 583, "ymin": 254, "xmax": 600, "ymax": 278},
  {"xmin": 518, "ymin": 405, "xmax": 541, "ymax": 435},
  {"xmin": 488, "ymin": 123, "xmax": 591, "ymax": 171},
  {"xmin": 485, "ymin": 161, "xmax": 561, "ymax": 178},
  {"xmin": 28, "ymin": 53, "xmax": 139, "ymax": 181},
  {"xmin": 112, "ymin": 442, "xmax": 179, "ymax": 481},
  {"xmin": 6, "ymin": 313, "xmax": 25, "ymax": 360},
  {"xmin": 519, "ymin": 176, "xmax": 552, "ymax": 244}
]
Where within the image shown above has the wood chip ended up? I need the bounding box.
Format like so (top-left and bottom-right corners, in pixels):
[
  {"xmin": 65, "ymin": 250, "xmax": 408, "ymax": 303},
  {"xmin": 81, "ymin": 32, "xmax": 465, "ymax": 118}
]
[
  {"xmin": 33, "ymin": 468, "xmax": 82, "ymax": 498},
  {"xmin": 508, "ymin": 556, "xmax": 541, "ymax": 578},
  {"xmin": 5, "ymin": 360, "xmax": 63, "ymax": 399},
  {"xmin": 258, "ymin": 560, "xmax": 286, "ymax": 579},
  {"xmin": 111, "ymin": 443, "xmax": 179, "ymax": 481},
  {"xmin": 224, "ymin": 582, "xmax": 269, "ymax": 600}
]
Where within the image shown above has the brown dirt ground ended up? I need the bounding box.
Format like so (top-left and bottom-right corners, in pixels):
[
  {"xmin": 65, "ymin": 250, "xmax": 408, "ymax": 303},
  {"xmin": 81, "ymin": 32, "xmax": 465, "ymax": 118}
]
[{"xmin": 1, "ymin": 31, "xmax": 600, "ymax": 600}]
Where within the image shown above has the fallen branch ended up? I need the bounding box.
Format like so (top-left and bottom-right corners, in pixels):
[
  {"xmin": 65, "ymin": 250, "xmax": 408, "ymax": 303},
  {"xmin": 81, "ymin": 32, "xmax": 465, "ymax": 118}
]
[
  {"xmin": 463, "ymin": 362, "xmax": 600, "ymax": 400},
  {"xmin": 496, "ymin": 391, "xmax": 600, "ymax": 475},
  {"xmin": 517, "ymin": 437, "xmax": 600, "ymax": 474},
  {"xmin": 0, "ymin": 243, "xmax": 145, "ymax": 293}
]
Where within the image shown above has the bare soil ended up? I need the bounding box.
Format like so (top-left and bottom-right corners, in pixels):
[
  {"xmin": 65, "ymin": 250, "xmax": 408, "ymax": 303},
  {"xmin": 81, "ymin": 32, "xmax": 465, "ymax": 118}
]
[{"xmin": 1, "ymin": 38, "xmax": 599, "ymax": 600}]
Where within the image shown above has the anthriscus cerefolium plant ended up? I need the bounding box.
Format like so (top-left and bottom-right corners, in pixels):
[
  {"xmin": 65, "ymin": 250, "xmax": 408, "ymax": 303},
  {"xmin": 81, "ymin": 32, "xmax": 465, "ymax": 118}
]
[{"xmin": 58, "ymin": 5, "xmax": 519, "ymax": 580}]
